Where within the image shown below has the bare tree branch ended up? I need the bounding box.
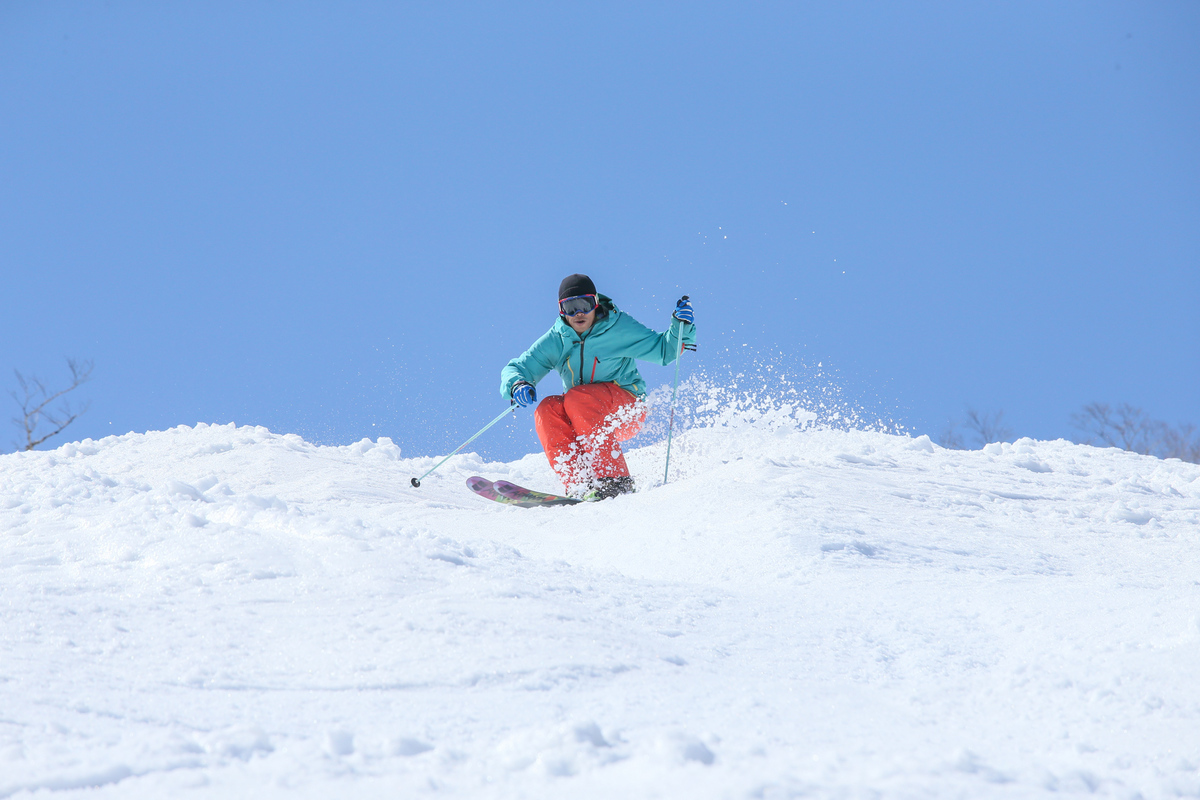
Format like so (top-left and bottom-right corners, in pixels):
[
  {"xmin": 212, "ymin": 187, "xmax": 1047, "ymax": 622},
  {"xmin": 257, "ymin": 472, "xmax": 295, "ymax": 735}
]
[
  {"xmin": 964, "ymin": 407, "xmax": 1012, "ymax": 446},
  {"xmin": 1159, "ymin": 423, "xmax": 1200, "ymax": 463},
  {"xmin": 1072, "ymin": 402, "xmax": 1198, "ymax": 463},
  {"xmin": 937, "ymin": 422, "xmax": 965, "ymax": 450},
  {"xmin": 1072, "ymin": 402, "xmax": 1160, "ymax": 455},
  {"xmin": 9, "ymin": 358, "xmax": 93, "ymax": 452},
  {"xmin": 938, "ymin": 407, "xmax": 1013, "ymax": 449}
]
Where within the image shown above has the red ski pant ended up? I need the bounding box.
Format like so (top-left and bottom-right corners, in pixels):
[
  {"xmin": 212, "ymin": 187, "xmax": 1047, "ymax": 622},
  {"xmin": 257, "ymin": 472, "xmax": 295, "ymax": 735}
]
[{"xmin": 534, "ymin": 383, "xmax": 646, "ymax": 490}]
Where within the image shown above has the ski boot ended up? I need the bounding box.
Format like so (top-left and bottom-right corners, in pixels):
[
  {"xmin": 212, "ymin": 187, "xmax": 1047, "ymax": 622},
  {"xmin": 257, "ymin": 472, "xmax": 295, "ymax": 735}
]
[{"xmin": 584, "ymin": 475, "xmax": 635, "ymax": 501}]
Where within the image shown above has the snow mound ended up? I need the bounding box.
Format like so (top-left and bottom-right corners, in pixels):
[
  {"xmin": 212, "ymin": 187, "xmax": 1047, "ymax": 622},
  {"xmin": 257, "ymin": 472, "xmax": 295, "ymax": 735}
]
[{"xmin": 2, "ymin": 420, "xmax": 1199, "ymax": 798}]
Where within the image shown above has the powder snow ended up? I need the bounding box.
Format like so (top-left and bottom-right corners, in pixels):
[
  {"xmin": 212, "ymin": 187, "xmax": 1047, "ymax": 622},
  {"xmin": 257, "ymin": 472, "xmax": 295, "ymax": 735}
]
[{"xmin": 2, "ymin": 415, "xmax": 1199, "ymax": 798}]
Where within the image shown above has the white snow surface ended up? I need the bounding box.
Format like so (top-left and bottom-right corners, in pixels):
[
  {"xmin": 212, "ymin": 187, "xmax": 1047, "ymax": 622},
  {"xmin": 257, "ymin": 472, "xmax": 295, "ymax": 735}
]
[{"xmin": 2, "ymin": 419, "xmax": 1200, "ymax": 799}]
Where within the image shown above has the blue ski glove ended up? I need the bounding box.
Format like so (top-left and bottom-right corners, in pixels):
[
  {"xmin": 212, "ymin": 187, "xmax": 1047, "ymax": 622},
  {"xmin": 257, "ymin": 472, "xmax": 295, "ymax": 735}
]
[
  {"xmin": 511, "ymin": 381, "xmax": 537, "ymax": 408},
  {"xmin": 673, "ymin": 296, "xmax": 694, "ymax": 324}
]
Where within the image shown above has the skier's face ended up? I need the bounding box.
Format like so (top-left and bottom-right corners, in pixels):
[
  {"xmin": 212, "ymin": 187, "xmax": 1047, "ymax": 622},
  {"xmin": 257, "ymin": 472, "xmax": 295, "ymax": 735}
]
[{"xmin": 566, "ymin": 308, "xmax": 596, "ymax": 334}]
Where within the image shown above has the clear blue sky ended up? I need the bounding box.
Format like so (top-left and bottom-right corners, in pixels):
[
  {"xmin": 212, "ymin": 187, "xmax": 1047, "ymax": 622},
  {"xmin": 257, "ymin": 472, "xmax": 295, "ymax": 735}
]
[{"xmin": 3, "ymin": 2, "xmax": 1197, "ymax": 460}]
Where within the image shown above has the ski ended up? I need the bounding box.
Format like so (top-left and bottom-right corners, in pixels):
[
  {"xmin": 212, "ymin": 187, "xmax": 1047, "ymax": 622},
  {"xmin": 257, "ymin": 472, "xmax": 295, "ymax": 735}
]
[
  {"xmin": 494, "ymin": 479, "xmax": 581, "ymax": 506},
  {"xmin": 466, "ymin": 476, "xmax": 581, "ymax": 507},
  {"xmin": 466, "ymin": 476, "xmax": 531, "ymax": 506}
]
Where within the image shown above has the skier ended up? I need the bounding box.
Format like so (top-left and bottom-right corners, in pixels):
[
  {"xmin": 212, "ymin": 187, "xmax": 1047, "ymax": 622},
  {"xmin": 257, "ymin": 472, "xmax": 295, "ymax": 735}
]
[{"xmin": 501, "ymin": 274, "xmax": 696, "ymax": 500}]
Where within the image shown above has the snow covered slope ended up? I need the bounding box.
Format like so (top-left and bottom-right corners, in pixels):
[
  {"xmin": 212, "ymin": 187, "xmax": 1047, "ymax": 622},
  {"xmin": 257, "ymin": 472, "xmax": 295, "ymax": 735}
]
[{"xmin": 2, "ymin": 419, "xmax": 1199, "ymax": 799}]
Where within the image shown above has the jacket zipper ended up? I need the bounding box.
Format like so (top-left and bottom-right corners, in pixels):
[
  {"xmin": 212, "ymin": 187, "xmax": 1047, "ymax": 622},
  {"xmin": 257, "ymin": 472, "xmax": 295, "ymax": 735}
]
[{"xmin": 590, "ymin": 356, "xmax": 599, "ymax": 383}]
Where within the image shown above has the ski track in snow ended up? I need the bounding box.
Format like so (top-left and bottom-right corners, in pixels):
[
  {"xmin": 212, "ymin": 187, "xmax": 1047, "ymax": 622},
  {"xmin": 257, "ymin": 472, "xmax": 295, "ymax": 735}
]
[{"xmin": 2, "ymin": 422, "xmax": 1199, "ymax": 798}]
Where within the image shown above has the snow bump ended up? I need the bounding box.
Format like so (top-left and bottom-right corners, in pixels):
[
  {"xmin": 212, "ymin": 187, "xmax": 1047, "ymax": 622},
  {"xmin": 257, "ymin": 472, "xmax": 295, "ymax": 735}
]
[{"xmin": 2, "ymin": 422, "xmax": 1199, "ymax": 798}]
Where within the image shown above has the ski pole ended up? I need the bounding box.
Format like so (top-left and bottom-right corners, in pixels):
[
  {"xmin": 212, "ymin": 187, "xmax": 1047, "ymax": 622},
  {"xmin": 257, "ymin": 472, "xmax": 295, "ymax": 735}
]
[
  {"xmin": 411, "ymin": 405, "xmax": 517, "ymax": 488},
  {"xmin": 663, "ymin": 296, "xmax": 690, "ymax": 485}
]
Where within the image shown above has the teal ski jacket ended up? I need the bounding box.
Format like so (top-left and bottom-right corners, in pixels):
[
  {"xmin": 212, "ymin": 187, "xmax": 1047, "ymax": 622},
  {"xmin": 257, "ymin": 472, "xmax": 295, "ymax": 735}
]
[{"xmin": 500, "ymin": 294, "xmax": 697, "ymax": 401}]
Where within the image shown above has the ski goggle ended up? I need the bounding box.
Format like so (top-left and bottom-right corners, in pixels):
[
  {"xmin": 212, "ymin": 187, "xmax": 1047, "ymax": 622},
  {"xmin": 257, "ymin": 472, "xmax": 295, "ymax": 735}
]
[{"xmin": 559, "ymin": 294, "xmax": 598, "ymax": 316}]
